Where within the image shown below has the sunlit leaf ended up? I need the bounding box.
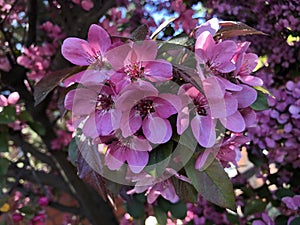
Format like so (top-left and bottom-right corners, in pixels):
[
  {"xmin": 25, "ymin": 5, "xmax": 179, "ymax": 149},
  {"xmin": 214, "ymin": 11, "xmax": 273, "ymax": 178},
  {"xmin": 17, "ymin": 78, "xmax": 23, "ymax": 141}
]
[
  {"xmin": 250, "ymin": 90, "xmax": 269, "ymax": 111},
  {"xmin": 185, "ymin": 158, "xmax": 236, "ymax": 211},
  {"xmin": 215, "ymin": 21, "xmax": 267, "ymax": 40},
  {"xmin": 253, "ymin": 85, "xmax": 275, "ymax": 98}
]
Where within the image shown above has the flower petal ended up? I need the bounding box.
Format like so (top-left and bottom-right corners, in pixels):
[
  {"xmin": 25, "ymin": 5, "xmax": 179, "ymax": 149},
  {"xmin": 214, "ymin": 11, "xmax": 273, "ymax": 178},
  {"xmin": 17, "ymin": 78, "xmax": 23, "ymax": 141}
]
[
  {"xmin": 61, "ymin": 38, "xmax": 92, "ymax": 66},
  {"xmin": 88, "ymin": 24, "xmax": 111, "ymax": 55},
  {"xmin": 191, "ymin": 115, "xmax": 216, "ymax": 148},
  {"xmin": 176, "ymin": 106, "xmax": 190, "ymax": 135},
  {"xmin": 82, "ymin": 112, "xmax": 99, "ymax": 138},
  {"xmin": 143, "ymin": 60, "xmax": 173, "ymax": 81},
  {"xmin": 142, "ymin": 116, "xmax": 172, "ymax": 144},
  {"xmin": 232, "ymin": 85, "xmax": 257, "ymax": 108},
  {"xmin": 154, "ymin": 94, "xmax": 180, "ymax": 118},
  {"xmin": 132, "ymin": 40, "xmax": 158, "ymax": 61},
  {"xmin": 220, "ymin": 111, "xmax": 246, "ymax": 132},
  {"xmin": 127, "ymin": 150, "xmax": 149, "ymax": 173},
  {"xmin": 105, "ymin": 143, "xmax": 126, "ymax": 171},
  {"xmin": 120, "ymin": 109, "xmax": 142, "ymax": 138}
]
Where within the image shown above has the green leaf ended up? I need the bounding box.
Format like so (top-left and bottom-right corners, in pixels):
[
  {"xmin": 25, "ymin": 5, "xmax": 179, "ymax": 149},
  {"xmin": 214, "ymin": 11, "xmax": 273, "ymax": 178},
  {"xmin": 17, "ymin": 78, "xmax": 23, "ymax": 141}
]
[
  {"xmin": 170, "ymin": 201, "xmax": 187, "ymax": 219},
  {"xmin": 214, "ymin": 21, "xmax": 267, "ymax": 40},
  {"xmin": 250, "ymin": 90, "xmax": 269, "ymax": 111},
  {"xmin": 0, "ymin": 158, "xmax": 9, "ymax": 175},
  {"xmin": 18, "ymin": 206, "xmax": 35, "ymax": 215},
  {"xmin": 253, "ymin": 86, "xmax": 275, "ymax": 98},
  {"xmin": 154, "ymin": 205, "xmax": 167, "ymax": 225},
  {"xmin": 34, "ymin": 66, "xmax": 87, "ymax": 106},
  {"xmin": 0, "ymin": 106, "xmax": 17, "ymax": 124},
  {"xmin": 0, "ymin": 131, "xmax": 8, "ymax": 152},
  {"xmin": 126, "ymin": 200, "xmax": 145, "ymax": 219},
  {"xmin": 28, "ymin": 121, "xmax": 46, "ymax": 136},
  {"xmin": 275, "ymin": 188, "xmax": 294, "ymax": 199},
  {"xmin": 157, "ymin": 197, "xmax": 171, "ymax": 212},
  {"xmin": 243, "ymin": 199, "xmax": 267, "ymax": 216},
  {"xmin": 171, "ymin": 177, "xmax": 198, "ymax": 203},
  {"xmin": 167, "ymin": 33, "xmax": 195, "ymax": 47},
  {"xmin": 145, "ymin": 141, "xmax": 173, "ymax": 178},
  {"xmin": 19, "ymin": 111, "xmax": 34, "ymax": 122},
  {"xmin": 151, "ymin": 17, "xmax": 176, "ymax": 40},
  {"xmin": 185, "ymin": 158, "xmax": 236, "ymax": 211},
  {"xmin": 68, "ymin": 138, "xmax": 78, "ymax": 166}
]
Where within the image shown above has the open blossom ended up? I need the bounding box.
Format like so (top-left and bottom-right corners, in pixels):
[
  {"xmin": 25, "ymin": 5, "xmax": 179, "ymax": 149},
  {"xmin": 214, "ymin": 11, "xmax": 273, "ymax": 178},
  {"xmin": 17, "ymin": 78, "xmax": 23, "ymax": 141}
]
[
  {"xmin": 115, "ymin": 81, "xmax": 180, "ymax": 144},
  {"xmin": 195, "ymin": 30, "xmax": 237, "ymax": 74},
  {"xmin": 176, "ymin": 83, "xmax": 216, "ymax": 148},
  {"xmin": 282, "ymin": 195, "xmax": 300, "ymax": 210},
  {"xmin": 105, "ymin": 40, "xmax": 173, "ymax": 92},
  {"xmin": 104, "ymin": 134, "xmax": 152, "ymax": 173},
  {"xmin": 62, "ymin": 24, "xmax": 111, "ymax": 66},
  {"xmin": 64, "ymin": 83, "xmax": 121, "ymax": 139},
  {"xmin": 127, "ymin": 171, "xmax": 179, "ymax": 204},
  {"xmin": 233, "ymin": 42, "xmax": 263, "ymax": 86}
]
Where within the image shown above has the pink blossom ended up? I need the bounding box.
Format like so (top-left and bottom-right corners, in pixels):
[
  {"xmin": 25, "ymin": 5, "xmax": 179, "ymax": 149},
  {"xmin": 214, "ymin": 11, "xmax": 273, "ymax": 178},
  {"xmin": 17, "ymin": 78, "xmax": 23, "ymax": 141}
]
[
  {"xmin": 115, "ymin": 81, "xmax": 180, "ymax": 144},
  {"xmin": 282, "ymin": 195, "xmax": 300, "ymax": 210},
  {"xmin": 12, "ymin": 213, "xmax": 24, "ymax": 222},
  {"xmin": 233, "ymin": 42, "xmax": 263, "ymax": 86},
  {"xmin": 195, "ymin": 31, "xmax": 237, "ymax": 73},
  {"xmin": 65, "ymin": 83, "xmax": 121, "ymax": 139},
  {"xmin": 195, "ymin": 18, "xmax": 219, "ymax": 38},
  {"xmin": 37, "ymin": 196, "xmax": 50, "ymax": 207},
  {"xmin": 0, "ymin": 92, "xmax": 20, "ymax": 106},
  {"xmin": 30, "ymin": 214, "xmax": 46, "ymax": 225},
  {"xmin": 105, "ymin": 40, "xmax": 173, "ymax": 92},
  {"xmin": 104, "ymin": 134, "xmax": 152, "ymax": 173},
  {"xmin": 0, "ymin": 55, "xmax": 11, "ymax": 72},
  {"xmin": 62, "ymin": 24, "xmax": 111, "ymax": 66},
  {"xmin": 176, "ymin": 83, "xmax": 216, "ymax": 148}
]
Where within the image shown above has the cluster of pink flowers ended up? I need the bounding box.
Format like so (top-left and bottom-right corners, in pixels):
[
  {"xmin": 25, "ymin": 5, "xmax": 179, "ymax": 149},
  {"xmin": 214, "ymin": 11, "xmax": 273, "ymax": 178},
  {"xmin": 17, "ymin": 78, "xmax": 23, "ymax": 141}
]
[
  {"xmin": 62, "ymin": 18, "xmax": 261, "ymax": 204},
  {"xmin": 17, "ymin": 22, "xmax": 64, "ymax": 82}
]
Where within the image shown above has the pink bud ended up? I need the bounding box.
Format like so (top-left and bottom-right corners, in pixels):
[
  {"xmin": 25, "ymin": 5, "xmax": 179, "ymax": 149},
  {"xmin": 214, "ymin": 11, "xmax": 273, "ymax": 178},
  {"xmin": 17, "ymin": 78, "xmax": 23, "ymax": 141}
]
[
  {"xmin": 81, "ymin": 0, "xmax": 94, "ymax": 11},
  {"xmin": 37, "ymin": 197, "xmax": 49, "ymax": 207},
  {"xmin": 12, "ymin": 213, "xmax": 24, "ymax": 222},
  {"xmin": 7, "ymin": 92, "xmax": 20, "ymax": 105},
  {"xmin": 0, "ymin": 95, "xmax": 8, "ymax": 107}
]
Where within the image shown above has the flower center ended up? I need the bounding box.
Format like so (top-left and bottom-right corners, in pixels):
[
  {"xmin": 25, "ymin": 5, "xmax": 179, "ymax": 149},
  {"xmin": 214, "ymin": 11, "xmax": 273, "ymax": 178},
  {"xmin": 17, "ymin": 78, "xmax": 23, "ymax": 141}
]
[
  {"xmin": 193, "ymin": 94, "xmax": 208, "ymax": 116},
  {"xmin": 134, "ymin": 99, "xmax": 154, "ymax": 117},
  {"xmin": 124, "ymin": 63, "xmax": 144, "ymax": 82},
  {"xmin": 87, "ymin": 48, "xmax": 102, "ymax": 65},
  {"xmin": 95, "ymin": 94, "xmax": 113, "ymax": 112}
]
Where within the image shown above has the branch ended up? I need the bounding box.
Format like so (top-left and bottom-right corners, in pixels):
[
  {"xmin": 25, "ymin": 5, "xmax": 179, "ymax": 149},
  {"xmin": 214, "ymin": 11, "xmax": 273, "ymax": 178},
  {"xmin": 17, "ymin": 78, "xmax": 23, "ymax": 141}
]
[
  {"xmin": 26, "ymin": 0, "xmax": 37, "ymax": 46},
  {"xmin": 49, "ymin": 201, "xmax": 81, "ymax": 215}
]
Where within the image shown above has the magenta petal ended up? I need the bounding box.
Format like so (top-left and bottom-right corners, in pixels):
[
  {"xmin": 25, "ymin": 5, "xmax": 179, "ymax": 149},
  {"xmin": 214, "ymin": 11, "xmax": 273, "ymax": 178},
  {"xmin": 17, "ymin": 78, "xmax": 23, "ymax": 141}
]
[
  {"xmin": 0, "ymin": 95, "xmax": 7, "ymax": 107},
  {"xmin": 176, "ymin": 106, "xmax": 190, "ymax": 135},
  {"xmin": 238, "ymin": 75, "xmax": 263, "ymax": 86},
  {"xmin": 105, "ymin": 43, "xmax": 132, "ymax": 71},
  {"xmin": 220, "ymin": 111, "xmax": 246, "ymax": 132},
  {"xmin": 130, "ymin": 136, "xmax": 152, "ymax": 152},
  {"xmin": 212, "ymin": 40, "xmax": 237, "ymax": 73},
  {"xmin": 120, "ymin": 109, "xmax": 142, "ymax": 137},
  {"xmin": 88, "ymin": 24, "xmax": 111, "ymax": 55},
  {"xmin": 82, "ymin": 113, "xmax": 99, "ymax": 138},
  {"xmin": 154, "ymin": 94, "xmax": 180, "ymax": 118},
  {"xmin": 72, "ymin": 87, "xmax": 98, "ymax": 116},
  {"xmin": 203, "ymin": 76, "xmax": 225, "ymax": 100},
  {"xmin": 241, "ymin": 108, "xmax": 256, "ymax": 127},
  {"xmin": 63, "ymin": 72, "xmax": 84, "ymax": 86},
  {"xmin": 159, "ymin": 180, "xmax": 179, "ymax": 203},
  {"xmin": 64, "ymin": 90, "xmax": 75, "ymax": 110},
  {"xmin": 143, "ymin": 60, "xmax": 173, "ymax": 81},
  {"xmin": 105, "ymin": 144, "xmax": 126, "ymax": 171},
  {"xmin": 195, "ymin": 31, "xmax": 214, "ymax": 62},
  {"xmin": 233, "ymin": 85, "xmax": 257, "ymax": 108},
  {"xmin": 209, "ymin": 93, "xmax": 238, "ymax": 118},
  {"xmin": 142, "ymin": 116, "xmax": 172, "ymax": 144},
  {"xmin": 217, "ymin": 77, "xmax": 242, "ymax": 91},
  {"xmin": 195, "ymin": 148, "xmax": 214, "ymax": 170},
  {"xmin": 96, "ymin": 111, "xmax": 114, "ymax": 136},
  {"xmin": 127, "ymin": 150, "xmax": 149, "ymax": 173},
  {"xmin": 133, "ymin": 40, "xmax": 158, "ymax": 61},
  {"xmin": 7, "ymin": 92, "xmax": 20, "ymax": 105},
  {"xmin": 191, "ymin": 115, "xmax": 216, "ymax": 148},
  {"xmin": 61, "ymin": 38, "xmax": 92, "ymax": 66},
  {"xmin": 78, "ymin": 69, "xmax": 108, "ymax": 85},
  {"xmin": 147, "ymin": 187, "xmax": 161, "ymax": 204},
  {"xmin": 195, "ymin": 18, "xmax": 219, "ymax": 37}
]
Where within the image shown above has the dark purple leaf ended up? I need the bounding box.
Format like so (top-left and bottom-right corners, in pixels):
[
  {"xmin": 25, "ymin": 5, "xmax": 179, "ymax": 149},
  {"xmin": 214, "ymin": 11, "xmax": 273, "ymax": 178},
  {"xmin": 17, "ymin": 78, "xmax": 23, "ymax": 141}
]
[
  {"xmin": 131, "ymin": 24, "xmax": 149, "ymax": 41},
  {"xmin": 34, "ymin": 66, "xmax": 87, "ymax": 106},
  {"xmin": 215, "ymin": 21, "xmax": 267, "ymax": 40}
]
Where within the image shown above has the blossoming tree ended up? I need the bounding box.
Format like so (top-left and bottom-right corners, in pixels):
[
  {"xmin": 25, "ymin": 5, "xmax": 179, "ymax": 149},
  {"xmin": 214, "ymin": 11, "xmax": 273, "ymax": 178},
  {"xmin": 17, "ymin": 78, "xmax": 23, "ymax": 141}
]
[{"xmin": 1, "ymin": 1, "xmax": 298, "ymax": 225}]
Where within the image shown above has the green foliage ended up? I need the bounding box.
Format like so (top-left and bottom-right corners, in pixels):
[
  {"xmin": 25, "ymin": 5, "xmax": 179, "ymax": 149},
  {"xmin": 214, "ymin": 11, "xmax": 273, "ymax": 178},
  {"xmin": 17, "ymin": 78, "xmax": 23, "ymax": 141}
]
[
  {"xmin": 185, "ymin": 157, "xmax": 236, "ymax": 211},
  {"xmin": 0, "ymin": 106, "xmax": 17, "ymax": 124},
  {"xmin": 243, "ymin": 199, "xmax": 267, "ymax": 216},
  {"xmin": 250, "ymin": 90, "xmax": 269, "ymax": 111}
]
